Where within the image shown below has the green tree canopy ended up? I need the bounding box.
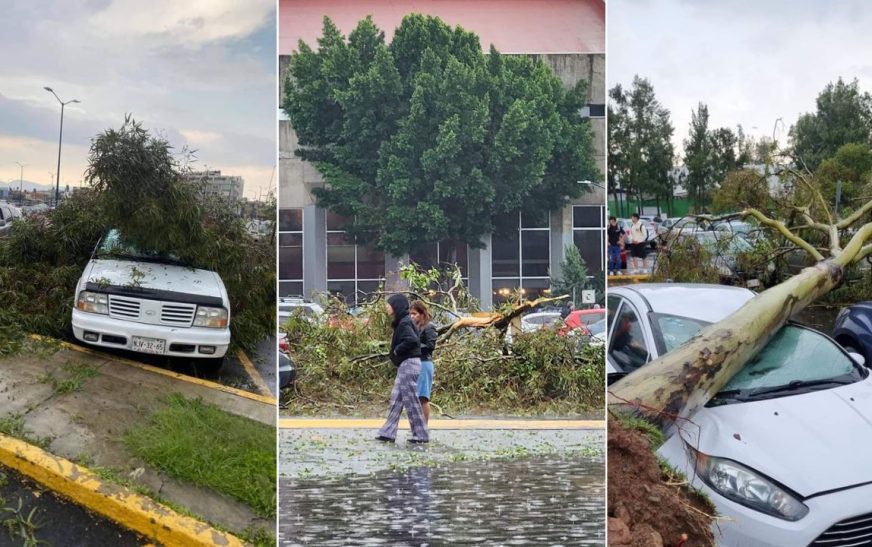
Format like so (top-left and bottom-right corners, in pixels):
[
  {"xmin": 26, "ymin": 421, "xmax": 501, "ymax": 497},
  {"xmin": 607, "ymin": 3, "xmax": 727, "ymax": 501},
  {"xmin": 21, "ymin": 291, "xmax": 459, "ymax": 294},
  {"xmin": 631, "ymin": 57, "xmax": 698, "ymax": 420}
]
[
  {"xmin": 711, "ymin": 169, "xmax": 771, "ymax": 214},
  {"xmin": 790, "ymin": 78, "xmax": 872, "ymax": 170},
  {"xmin": 283, "ymin": 15, "xmax": 600, "ymax": 256},
  {"xmin": 608, "ymin": 76, "xmax": 675, "ymax": 215},
  {"xmin": 816, "ymin": 142, "xmax": 872, "ymax": 211},
  {"xmin": 683, "ymin": 103, "xmax": 745, "ymax": 212}
]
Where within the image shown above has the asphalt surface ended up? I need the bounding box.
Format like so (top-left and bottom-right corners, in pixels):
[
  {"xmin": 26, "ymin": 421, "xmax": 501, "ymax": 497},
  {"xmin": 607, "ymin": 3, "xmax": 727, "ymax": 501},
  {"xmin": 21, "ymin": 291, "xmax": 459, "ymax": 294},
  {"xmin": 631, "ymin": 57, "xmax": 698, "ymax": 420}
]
[
  {"xmin": 0, "ymin": 466, "xmax": 145, "ymax": 547},
  {"xmin": 279, "ymin": 428, "xmax": 605, "ymax": 546}
]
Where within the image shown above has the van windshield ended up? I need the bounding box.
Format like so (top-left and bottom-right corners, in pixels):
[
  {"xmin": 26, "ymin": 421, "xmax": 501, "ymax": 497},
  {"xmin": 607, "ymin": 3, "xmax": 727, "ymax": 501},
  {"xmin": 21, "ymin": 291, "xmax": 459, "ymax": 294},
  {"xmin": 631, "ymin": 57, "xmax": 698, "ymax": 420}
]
[{"xmin": 95, "ymin": 229, "xmax": 190, "ymax": 267}]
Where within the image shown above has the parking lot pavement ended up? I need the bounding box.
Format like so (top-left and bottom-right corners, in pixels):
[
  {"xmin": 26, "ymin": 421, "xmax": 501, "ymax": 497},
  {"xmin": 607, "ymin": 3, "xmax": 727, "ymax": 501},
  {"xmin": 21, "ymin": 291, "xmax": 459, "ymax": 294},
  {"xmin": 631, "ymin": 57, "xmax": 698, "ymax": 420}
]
[
  {"xmin": 280, "ymin": 426, "xmax": 603, "ymax": 478},
  {"xmin": 0, "ymin": 347, "xmax": 274, "ymax": 534},
  {"xmin": 0, "ymin": 465, "xmax": 145, "ymax": 547}
]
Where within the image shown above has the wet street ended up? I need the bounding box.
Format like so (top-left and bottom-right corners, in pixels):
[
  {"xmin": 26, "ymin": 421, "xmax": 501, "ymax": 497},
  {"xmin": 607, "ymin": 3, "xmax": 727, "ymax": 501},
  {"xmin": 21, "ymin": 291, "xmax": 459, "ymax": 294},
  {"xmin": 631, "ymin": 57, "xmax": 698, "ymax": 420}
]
[{"xmin": 279, "ymin": 427, "xmax": 605, "ymax": 545}]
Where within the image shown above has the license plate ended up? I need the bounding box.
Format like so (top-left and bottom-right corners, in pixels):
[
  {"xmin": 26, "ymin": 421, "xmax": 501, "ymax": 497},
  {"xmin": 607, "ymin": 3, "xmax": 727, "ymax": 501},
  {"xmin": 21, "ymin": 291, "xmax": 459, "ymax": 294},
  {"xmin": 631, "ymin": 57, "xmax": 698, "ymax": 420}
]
[{"xmin": 132, "ymin": 336, "xmax": 166, "ymax": 355}]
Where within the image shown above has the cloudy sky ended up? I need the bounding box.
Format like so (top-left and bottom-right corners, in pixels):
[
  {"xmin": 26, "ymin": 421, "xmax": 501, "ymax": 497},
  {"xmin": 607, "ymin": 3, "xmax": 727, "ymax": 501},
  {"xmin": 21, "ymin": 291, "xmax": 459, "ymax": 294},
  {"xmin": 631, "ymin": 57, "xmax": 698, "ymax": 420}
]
[
  {"xmin": 608, "ymin": 0, "xmax": 872, "ymax": 155},
  {"xmin": 0, "ymin": 0, "xmax": 275, "ymax": 199}
]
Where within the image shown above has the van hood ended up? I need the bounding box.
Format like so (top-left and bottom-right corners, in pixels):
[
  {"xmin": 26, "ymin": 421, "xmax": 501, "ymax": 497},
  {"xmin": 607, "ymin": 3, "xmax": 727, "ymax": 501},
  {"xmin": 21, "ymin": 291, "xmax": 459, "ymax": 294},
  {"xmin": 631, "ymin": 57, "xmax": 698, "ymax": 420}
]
[
  {"xmin": 83, "ymin": 259, "xmax": 224, "ymax": 299},
  {"xmin": 683, "ymin": 376, "xmax": 872, "ymax": 497}
]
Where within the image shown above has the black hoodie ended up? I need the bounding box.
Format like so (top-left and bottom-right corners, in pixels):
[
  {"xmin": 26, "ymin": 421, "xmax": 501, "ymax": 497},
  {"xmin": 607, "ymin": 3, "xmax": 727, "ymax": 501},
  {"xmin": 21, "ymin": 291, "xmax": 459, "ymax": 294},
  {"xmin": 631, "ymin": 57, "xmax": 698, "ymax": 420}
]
[{"xmin": 388, "ymin": 294, "xmax": 421, "ymax": 366}]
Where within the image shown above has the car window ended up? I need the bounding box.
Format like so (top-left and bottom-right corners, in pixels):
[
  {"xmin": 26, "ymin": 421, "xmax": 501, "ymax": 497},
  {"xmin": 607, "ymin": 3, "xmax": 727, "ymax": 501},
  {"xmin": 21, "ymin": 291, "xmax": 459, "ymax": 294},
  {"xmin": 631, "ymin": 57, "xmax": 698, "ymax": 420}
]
[
  {"xmin": 608, "ymin": 302, "xmax": 650, "ymax": 373},
  {"xmin": 721, "ymin": 325, "xmax": 861, "ymax": 393},
  {"xmin": 607, "ymin": 295, "xmax": 621, "ymax": 332},
  {"xmin": 651, "ymin": 313, "xmax": 709, "ymax": 353},
  {"xmin": 580, "ymin": 311, "xmax": 605, "ymax": 325},
  {"xmin": 589, "ymin": 318, "xmax": 606, "ymax": 336}
]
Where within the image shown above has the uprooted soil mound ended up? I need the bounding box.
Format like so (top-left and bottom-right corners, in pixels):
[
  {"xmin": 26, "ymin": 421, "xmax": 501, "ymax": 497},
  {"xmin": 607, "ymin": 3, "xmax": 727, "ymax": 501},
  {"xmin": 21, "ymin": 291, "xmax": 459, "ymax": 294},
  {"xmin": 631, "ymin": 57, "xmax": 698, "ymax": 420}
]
[{"xmin": 608, "ymin": 420, "xmax": 715, "ymax": 546}]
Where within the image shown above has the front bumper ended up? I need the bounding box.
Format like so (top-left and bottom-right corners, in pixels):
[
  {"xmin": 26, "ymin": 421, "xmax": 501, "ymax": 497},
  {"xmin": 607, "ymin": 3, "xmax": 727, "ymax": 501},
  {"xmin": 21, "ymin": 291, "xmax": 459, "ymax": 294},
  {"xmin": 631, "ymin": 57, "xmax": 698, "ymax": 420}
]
[
  {"xmin": 72, "ymin": 308, "xmax": 230, "ymax": 358},
  {"xmin": 659, "ymin": 439, "xmax": 872, "ymax": 546}
]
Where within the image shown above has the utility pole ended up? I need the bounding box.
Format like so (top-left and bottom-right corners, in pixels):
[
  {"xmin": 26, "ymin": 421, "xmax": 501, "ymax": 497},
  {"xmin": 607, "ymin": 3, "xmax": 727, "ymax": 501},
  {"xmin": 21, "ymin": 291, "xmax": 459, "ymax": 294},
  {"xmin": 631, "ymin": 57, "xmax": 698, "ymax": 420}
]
[
  {"xmin": 16, "ymin": 162, "xmax": 26, "ymax": 206},
  {"xmin": 44, "ymin": 87, "xmax": 80, "ymax": 208}
]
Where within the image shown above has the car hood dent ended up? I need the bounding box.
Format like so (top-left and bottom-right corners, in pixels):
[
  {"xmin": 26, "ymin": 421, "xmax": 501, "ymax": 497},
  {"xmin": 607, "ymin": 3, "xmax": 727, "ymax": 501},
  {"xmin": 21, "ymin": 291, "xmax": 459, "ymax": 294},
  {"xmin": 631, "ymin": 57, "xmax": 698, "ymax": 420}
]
[
  {"xmin": 86, "ymin": 259, "xmax": 223, "ymax": 298},
  {"xmin": 683, "ymin": 378, "xmax": 872, "ymax": 497}
]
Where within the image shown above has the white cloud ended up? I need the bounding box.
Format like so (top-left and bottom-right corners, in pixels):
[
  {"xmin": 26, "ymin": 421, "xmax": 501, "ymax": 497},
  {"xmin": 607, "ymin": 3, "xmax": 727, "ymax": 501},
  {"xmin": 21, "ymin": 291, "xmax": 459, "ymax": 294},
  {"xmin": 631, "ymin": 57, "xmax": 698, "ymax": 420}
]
[
  {"xmin": 89, "ymin": 0, "xmax": 274, "ymax": 47},
  {"xmin": 181, "ymin": 129, "xmax": 223, "ymax": 146}
]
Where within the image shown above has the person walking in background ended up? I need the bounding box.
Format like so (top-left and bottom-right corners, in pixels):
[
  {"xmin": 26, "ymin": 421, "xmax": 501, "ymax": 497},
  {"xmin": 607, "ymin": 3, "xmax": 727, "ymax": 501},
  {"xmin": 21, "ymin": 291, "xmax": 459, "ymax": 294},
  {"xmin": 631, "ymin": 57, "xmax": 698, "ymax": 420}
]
[
  {"xmin": 376, "ymin": 293, "xmax": 430, "ymax": 444},
  {"xmin": 607, "ymin": 216, "xmax": 624, "ymax": 275},
  {"xmin": 628, "ymin": 213, "xmax": 649, "ymax": 274},
  {"xmin": 410, "ymin": 300, "xmax": 437, "ymax": 425}
]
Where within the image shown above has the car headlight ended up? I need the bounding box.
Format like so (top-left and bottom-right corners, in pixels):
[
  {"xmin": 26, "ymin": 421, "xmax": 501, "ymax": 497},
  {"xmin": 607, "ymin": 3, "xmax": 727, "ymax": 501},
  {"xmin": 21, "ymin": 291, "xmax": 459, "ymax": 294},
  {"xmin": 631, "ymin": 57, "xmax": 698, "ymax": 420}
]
[
  {"xmin": 76, "ymin": 291, "xmax": 109, "ymax": 315},
  {"xmin": 688, "ymin": 444, "xmax": 808, "ymax": 521},
  {"xmin": 193, "ymin": 306, "xmax": 228, "ymax": 328}
]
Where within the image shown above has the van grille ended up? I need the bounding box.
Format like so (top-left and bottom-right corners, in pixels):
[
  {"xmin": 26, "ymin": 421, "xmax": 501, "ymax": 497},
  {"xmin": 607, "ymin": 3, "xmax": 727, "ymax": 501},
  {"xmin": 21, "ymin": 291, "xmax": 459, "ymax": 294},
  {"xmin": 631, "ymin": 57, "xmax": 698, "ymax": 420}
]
[
  {"xmin": 108, "ymin": 296, "xmax": 141, "ymax": 319},
  {"xmin": 811, "ymin": 512, "xmax": 872, "ymax": 546},
  {"xmin": 160, "ymin": 303, "xmax": 196, "ymax": 326}
]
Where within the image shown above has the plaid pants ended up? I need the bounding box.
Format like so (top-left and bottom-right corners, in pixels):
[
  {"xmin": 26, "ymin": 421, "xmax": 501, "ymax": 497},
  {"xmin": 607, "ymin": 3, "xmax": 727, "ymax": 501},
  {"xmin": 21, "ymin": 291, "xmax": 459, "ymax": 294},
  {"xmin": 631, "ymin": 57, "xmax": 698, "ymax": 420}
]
[{"xmin": 378, "ymin": 358, "xmax": 429, "ymax": 442}]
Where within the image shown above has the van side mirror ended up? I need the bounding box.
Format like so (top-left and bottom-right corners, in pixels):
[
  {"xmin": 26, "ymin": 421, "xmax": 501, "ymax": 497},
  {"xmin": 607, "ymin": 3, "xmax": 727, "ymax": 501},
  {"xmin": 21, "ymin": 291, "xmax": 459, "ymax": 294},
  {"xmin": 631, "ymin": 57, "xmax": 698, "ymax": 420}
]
[{"xmin": 848, "ymin": 352, "xmax": 866, "ymax": 367}]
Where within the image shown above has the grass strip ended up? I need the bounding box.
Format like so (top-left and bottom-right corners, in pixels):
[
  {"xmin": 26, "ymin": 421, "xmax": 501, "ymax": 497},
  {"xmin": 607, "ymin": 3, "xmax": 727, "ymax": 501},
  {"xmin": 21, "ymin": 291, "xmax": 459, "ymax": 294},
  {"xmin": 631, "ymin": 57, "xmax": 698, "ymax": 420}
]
[{"xmin": 124, "ymin": 393, "xmax": 275, "ymax": 518}]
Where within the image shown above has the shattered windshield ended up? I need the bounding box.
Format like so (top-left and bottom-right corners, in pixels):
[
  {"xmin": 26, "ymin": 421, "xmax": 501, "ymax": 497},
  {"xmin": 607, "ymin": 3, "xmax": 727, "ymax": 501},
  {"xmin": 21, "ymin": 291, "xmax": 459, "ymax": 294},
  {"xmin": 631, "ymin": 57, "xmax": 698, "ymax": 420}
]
[{"xmin": 95, "ymin": 229, "xmax": 189, "ymax": 266}]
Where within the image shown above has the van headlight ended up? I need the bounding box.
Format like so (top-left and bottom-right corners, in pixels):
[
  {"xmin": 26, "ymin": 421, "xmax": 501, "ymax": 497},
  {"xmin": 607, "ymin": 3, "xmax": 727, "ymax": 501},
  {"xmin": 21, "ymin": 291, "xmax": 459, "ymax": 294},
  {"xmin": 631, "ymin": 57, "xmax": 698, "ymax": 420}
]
[
  {"xmin": 193, "ymin": 306, "xmax": 228, "ymax": 328},
  {"xmin": 688, "ymin": 444, "xmax": 808, "ymax": 521},
  {"xmin": 76, "ymin": 291, "xmax": 109, "ymax": 315}
]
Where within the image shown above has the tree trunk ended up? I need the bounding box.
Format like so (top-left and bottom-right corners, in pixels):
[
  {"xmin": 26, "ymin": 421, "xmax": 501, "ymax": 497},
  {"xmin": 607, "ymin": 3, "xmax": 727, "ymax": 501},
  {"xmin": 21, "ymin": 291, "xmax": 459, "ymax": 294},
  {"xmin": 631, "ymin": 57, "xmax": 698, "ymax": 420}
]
[{"xmin": 609, "ymin": 259, "xmax": 845, "ymax": 422}]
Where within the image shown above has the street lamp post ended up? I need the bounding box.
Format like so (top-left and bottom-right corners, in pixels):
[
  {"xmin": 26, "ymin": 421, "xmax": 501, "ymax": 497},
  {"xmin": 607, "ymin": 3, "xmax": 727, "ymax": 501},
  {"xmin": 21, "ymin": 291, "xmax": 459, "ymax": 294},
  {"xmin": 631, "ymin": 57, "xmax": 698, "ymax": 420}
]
[
  {"xmin": 16, "ymin": 162, "xmax": 26, "ymax": 206},
  {"xmin": 44, "ymin": 87, "xmax": 80, "ymax": 208}
]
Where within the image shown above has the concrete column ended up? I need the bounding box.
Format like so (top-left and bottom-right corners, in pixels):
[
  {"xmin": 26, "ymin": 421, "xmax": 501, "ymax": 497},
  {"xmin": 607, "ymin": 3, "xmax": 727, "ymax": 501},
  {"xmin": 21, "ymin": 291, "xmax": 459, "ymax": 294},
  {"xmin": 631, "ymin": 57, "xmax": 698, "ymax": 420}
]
[
  {"xmin": 468, "ymin": 234, "xmax": 493, "ymax": 311},
  {"xmin": 302, "ymin": 205, "xmax": 326, "ymax": 297},
  {"xmin": 384, "ymin": 253, "xmax": 409, "ymax": 293},
  {"xmin": 551, "ymin": 207, "xmax": 574, "ymax": 280}
]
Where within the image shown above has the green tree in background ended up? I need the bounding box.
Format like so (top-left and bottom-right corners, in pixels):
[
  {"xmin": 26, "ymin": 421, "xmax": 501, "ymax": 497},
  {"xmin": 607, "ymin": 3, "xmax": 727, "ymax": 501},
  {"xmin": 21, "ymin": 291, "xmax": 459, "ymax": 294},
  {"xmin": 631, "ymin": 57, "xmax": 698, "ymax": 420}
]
[
  {"xmin": 791, "ymin": 78, "xmax": 872, "ymax": 170},
  {"xmin": 283, "ymin": 15, "xmax": 600, "ymax": 257},
  {"xmin": 683, "ymin": 103, "xmax": 744, "ymax": 212},
  {"xmin": 608, "ymin": 76, "xmax": 675, "ymax": 215},
  {"xmin": 816, "ymin": 142, "xmax": 872, "ymax": 211},
  {"xmin": 550, "ymin": 244, "xmax": 601, "ymax": 307}
]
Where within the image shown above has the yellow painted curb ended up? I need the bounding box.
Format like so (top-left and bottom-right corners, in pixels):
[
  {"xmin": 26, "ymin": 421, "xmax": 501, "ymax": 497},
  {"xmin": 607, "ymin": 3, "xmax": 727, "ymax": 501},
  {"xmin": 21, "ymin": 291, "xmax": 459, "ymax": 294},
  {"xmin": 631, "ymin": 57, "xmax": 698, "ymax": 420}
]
[
  {"xmin": 30, "ymin": 335, "xmax": 276, "ymax": 406},
  {"xmin": 279, "ymin": 418, "xmax": 604, "ymax": 430},
  {"xmin": 0, "ymin": 433, "xmax": 245, "ymax": 547},
  {"xmin": 236, "ymin": 349, "xmax": 273, "ymax": 397}
]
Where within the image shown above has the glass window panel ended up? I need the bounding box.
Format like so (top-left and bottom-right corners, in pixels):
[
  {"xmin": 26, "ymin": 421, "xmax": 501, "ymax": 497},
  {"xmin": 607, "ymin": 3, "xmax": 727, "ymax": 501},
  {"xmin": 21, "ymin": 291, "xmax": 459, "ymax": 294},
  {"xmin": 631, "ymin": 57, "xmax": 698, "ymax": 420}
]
[
  {"xmin": 439, "ymin": 240, "xmax": 468, "ymax": 276},
  {"xmin": 574, "ymin": 230, "xmax": 605, "ymax": 274},
  {"xmin": 327, "ymin": 281, "xmax": 356, "ymax": 305},
  {"xmin": 521, "ymin": 231, "xmax": 550, "ymax": 277},
  {"xmin": 357, "ymin": 244, "xmax": 385, "ymax": 279},
  {"xmin": 279, "ymin": 281, "xmax": 303, "ymax": 298},
  {"xmin": 410, "ymin": 243, "xmax": 439, "ymax": 270},
  {"xmin": 492, "ymin": 278, "xmax": 520, "ymax": 305},
  {"xmin": 327, "ymin": 232, "xmax": 352, "ymax": 246},
  {"xmin": 279, "ymin": 233, "xmax": 302, "ymax": 246},
  {"xmin": 492, "ymin": 230, "xmax": 520, "ymax": 277},
  {"xmin": 521, "ymin": 209, "xmax": 549, "ymax": 229},
  {"xmin": 327, "ymin": 244, "xmax": 355, "ymax": 279},
  {"xmin": 356, "ymin": 280, "xmax": 382, "ymax": 303},
  {"xmin": 279, "ymin": 237, "xmax": 303, "ymax": 280},
  {"xmin": 573, "ymin": 205, "xmax": 603, "ymax": 228},
  {"xmin": 279, "ymin": 208, "xmax": 303, "ymax": 232},
  {"xmin": 521, "ymin": 278, "xmax": 550, "ymax": 301},
  {"xmin": 326, "ymin": 211, "xmax": 351, "ymax": 231}
]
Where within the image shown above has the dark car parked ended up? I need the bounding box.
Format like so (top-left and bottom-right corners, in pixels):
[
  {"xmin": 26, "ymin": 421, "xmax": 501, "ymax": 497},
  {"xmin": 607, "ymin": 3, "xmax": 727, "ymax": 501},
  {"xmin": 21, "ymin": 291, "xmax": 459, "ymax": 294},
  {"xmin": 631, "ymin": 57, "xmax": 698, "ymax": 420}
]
[{"xmin": 832, "ymin": 302, "xmax": 872, "ymax": 366}]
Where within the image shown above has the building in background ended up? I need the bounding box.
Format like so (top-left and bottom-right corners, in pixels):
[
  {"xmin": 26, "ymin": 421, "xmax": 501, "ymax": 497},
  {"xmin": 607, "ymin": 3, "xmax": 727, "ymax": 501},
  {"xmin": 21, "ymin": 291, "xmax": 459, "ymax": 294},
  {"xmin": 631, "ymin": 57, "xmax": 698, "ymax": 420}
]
[
  {"xmin": 279, "ymin": 0, "xmax": 605, "ymax": 309},
  {"xmin": 184, "ymin": 170, "xmax": 245, "ymax": 201}
]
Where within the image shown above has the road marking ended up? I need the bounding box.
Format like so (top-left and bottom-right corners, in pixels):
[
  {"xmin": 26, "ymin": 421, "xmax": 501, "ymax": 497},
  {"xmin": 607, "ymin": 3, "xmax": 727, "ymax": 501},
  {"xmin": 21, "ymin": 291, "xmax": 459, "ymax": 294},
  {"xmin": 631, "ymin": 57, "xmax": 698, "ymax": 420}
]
[
  {"xmin": 279, "ymin": 418, "xmax": 604, "ymax": 430},
  {"xmin": 237, "ymin": 349, "xmax": 273, "ymax": 397},
  {"xmin": 0, "ymin": 433, "xmax": 245, "ymax": 547},
  {"xmin": 29, "ymin": 335, "xmax": 276, "ymax": 406}
]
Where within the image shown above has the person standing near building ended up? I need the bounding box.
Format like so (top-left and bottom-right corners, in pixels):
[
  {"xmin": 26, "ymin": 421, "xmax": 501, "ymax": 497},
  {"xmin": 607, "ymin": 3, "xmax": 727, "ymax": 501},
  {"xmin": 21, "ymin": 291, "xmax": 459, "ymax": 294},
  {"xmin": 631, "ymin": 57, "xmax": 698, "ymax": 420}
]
[
  {"xmin": 607, "ymin": 216, "xmax": 624, "ymax": 275},
  {"xmin": 628, "ymin": 213, "xmax": 649, "ymax": 273},
  {"xmin": 376, "ymin": 293, "xmax": 430, "ymax": 444},
  {"xmin": 409, "ymin": 300, "xmax": 437, "ymax": 425}
]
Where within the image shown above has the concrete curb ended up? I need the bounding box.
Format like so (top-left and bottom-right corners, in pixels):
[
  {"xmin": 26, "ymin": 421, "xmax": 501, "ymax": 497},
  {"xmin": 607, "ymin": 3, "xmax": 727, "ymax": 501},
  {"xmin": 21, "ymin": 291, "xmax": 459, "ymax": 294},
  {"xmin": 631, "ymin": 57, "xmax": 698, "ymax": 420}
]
[
  {"xmin": 0, "ymin": 433, "xmax": 246, "ymax": 547},
  {"xmin": 279, "ymin": 418, "xmax": 605, "ymax": 430},
  {"xmin": 29, "ymin": 334, "xmax": 276, "ymax": 406}
]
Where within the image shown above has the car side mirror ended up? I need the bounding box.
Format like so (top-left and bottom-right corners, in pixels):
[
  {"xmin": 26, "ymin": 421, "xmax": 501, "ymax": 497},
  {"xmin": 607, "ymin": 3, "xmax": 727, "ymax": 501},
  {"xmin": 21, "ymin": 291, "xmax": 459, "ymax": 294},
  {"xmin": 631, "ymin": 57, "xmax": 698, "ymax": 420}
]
[{"xmin": 848, "ymin": 352, "xmax": 866, "ymax": 367}]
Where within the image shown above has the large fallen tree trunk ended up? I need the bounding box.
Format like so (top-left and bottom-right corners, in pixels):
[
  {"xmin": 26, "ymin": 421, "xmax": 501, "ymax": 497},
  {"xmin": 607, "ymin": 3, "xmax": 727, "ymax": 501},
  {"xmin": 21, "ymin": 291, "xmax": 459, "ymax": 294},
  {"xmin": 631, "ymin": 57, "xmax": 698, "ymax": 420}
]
[{"xmin": 609, "ymin": 195, "xmax": 872, "ymax": 423}]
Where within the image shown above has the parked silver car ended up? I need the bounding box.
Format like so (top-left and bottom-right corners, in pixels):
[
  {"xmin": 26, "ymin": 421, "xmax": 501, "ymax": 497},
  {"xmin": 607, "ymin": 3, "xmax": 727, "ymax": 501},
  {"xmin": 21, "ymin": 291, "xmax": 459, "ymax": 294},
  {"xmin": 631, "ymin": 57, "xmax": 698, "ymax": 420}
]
[{"xmin": 608, "ymin": 283, "xmax": 872, "ymax": 546}]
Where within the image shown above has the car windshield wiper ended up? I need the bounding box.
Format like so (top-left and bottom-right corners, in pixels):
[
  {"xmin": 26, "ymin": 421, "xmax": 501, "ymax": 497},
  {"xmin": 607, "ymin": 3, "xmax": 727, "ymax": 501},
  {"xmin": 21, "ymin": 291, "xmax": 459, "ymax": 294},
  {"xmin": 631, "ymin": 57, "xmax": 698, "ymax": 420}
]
[{"xmin": 716, "ymin": 378, "xmax": 855, "ymax": 402}]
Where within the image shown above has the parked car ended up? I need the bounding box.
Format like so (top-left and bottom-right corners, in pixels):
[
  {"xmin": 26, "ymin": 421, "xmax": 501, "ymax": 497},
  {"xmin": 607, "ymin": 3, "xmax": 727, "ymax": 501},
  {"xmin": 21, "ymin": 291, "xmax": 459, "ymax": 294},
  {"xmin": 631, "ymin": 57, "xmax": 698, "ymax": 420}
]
[
  {"xmin": 608, "ymin": 283, "xmax": 872, "ymax": 546},
  {"xmin": 0, "ymin": 202, "xmax": 22, "ymax": 236},
  {"xmin": 278, "ymin": 334, "xmax": 295, "ymax": 389},
  {"xmin": 831, "ymin": 302, "xmax": 872, "ymax": 365},
  {"xmin": 520, "ymin": 311, "xmax": 562, "ymax": 333},
  {"xmin": 72, "ymin": 229, "xmax": 231, "ymax": 365},
  {"xmin": 562, "ymin": 308, "xmax": 606, "ymax": 335},
  {"xmin": 278, "ymin": 297, "xmax": 324, "ymax": 325},
  {"xmin": 680, "ymin": 230, "xmax": 774, "ymax": 285}
]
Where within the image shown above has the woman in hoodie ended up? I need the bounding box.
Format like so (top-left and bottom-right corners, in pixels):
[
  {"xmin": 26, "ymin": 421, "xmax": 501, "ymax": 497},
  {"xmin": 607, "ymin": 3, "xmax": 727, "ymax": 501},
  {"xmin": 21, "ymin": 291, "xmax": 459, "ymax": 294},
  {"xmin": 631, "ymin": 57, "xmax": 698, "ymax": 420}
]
[
  {"xmin": 409, "ymin": 300, "xmax": 437, "ymax": 425},
  {"xmin": 376, "ymin": 293, "xmax": 430, "ymax": 443}
]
